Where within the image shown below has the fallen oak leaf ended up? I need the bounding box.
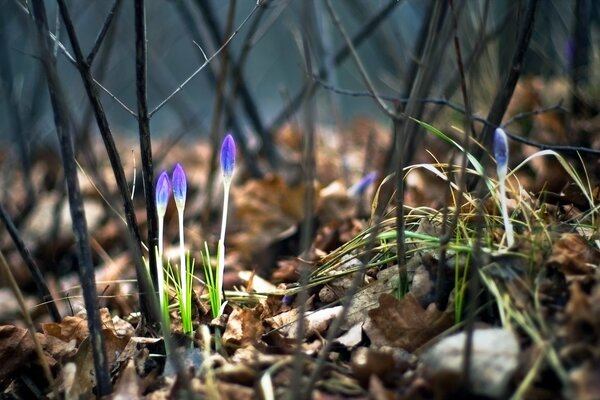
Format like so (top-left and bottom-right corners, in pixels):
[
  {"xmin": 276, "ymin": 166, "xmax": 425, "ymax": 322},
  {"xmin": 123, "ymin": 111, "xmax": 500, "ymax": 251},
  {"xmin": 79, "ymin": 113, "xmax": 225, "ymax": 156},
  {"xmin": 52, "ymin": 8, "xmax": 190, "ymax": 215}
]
[
  {"xmin": 222, "ymin": 306, "xmax": 265, "ymax": 347},
  {"xmin": 364, "ymin": 293, "xmax": 453, "ymax": 352},
  {"xmin": 547, "ymin": 233, "xmax": 599, "ymax": 281}
]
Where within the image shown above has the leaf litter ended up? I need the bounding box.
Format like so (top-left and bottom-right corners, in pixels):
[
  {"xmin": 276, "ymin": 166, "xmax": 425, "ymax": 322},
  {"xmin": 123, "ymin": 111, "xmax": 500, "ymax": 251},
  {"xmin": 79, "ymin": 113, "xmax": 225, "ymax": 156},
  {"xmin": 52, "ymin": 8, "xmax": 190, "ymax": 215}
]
[{"xmin": 1, "ymin": 105, "xmax": 600, "ymax": 399}]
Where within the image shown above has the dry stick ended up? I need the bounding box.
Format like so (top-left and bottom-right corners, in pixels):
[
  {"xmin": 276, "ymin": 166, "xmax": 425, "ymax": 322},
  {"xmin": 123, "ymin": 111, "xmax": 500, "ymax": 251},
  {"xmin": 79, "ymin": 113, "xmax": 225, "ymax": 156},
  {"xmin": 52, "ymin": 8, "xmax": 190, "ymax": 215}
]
[
  {"xmin": 323, "ymin": 0, "xmax": 410, "ymax": 299},
  {"xmin": 86, "ymin": 0, "xmax": 122, "ymax": 65},
  {"xmin": 148, "ymin": 2, "xmax": 262, "ymax": 117},
  {"xmin": 435, "ymin": 0, "xmax": 477, "ymax": 312},
  {"xmin": 291, "ymin": 12, "xmax": 317, "ymax": 399},
  {"xmin": 30, "ymin": 0, "xmax": 111, "ymax": 395},
  {"xmin": 570, "ymin": 0, "xmax": 592, "ymax": 116},
  {"xmin": 55, "ymin": 0, "xmax": 155, "ymax": 322},
  {"xmin": 266, "ymin": 0, "xmax": 403, "ymax": 135},
  {"xmin": 0, "ymin": 203, "xmax": 61, "ymax": 322},
  {"xmin": 13, "ymin": 0, "xmax": 138, "ymax": 118},
  {"xmin": 0, "ymin": 249, "xmax": 58, "ymax": 399},
  {"xmin": 469, "ymin": 0, "xmax": 540, "ymax": 190},
  {"xmin": 134, "ymin": 0, "xmax": 159, "ymax": 295},
  {"xmin": 446, "ymin": 0, "xmax": 478, "ymax": 392},
  {"xmin": 313, "ymin": 81, "xmax": 596, "ymax": 157},
  {"xmin": 399, "ymin": 1, "xmax": 451, "ymax": 296},
  {"xmin": 78, "ymin": 3, "xmax": 122, "ymax": 206}
]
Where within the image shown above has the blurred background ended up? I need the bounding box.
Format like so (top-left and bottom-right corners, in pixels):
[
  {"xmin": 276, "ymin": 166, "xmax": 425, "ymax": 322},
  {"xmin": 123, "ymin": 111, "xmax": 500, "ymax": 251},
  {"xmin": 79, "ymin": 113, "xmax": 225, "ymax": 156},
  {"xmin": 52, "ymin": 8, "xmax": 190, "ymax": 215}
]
[{"xmin": 2, "ymin": 0, "xmax": 599, "ymax": 151}]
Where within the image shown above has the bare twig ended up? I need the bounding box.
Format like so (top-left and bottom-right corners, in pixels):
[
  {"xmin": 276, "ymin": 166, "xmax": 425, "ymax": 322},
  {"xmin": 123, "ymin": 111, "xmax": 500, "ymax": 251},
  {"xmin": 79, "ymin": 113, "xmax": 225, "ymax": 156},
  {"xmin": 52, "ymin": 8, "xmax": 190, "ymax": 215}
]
[
  {"xmin": 134, "ymin": 0, "xmax": 159, "ymax": 295},
  {"xmin": 148, "ymin": 2, "xmax": 262, "ymax": 117},
  {"xmin": 13, "ymin": 0, "xmax": 137, "ymax": 117},
  {"xmin": 194, "ymin": 0, "xmax": 278, "ymax": 167},
  {"xmin": 56, "ymin": 0, "xmax": 155, "ymax": 322},
  {"xmin": 267, "ymin": 0, "xmax": 402, "ymax": 134},
  {"xmin": 86, "ymin": 0, "xmax": 123, "ymax": 64},
  {"xmin": 314, "ymin": 80, "xmax": 596, "ymax": 157},
  {"xmin": 474, "ymin": 0, "xmax": 540, "ymax": 167},
  {"xmin": 436, "ymin": 0, "xmax": 476, "ymax": 312},
  {"xmin": 0, "ymin": 202, "xmax": 61, "ymax": 322},
  {"xmin": 31, "ymin": 0, "xmax": 111, "ymax": 394},
  {"xmin": 324, "ymin": 0, "xmax": 400, "ymax": 121},
  {"xmin": 292, "ymin": 10, "xmax": 317, "ymax": 398}
]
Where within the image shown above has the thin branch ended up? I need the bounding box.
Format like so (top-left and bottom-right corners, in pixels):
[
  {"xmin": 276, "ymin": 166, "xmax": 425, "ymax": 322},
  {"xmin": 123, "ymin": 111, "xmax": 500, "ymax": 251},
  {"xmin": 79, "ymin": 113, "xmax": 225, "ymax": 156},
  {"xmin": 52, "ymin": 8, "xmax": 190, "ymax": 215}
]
[
  {"xmin": 56, "ymin": 0, "xmax": 155, "ymax": 322},
  {"xmin": 324, "ymin": 0, "xmax": 400, "ymax": 120},
  {"xmin": 14, "ymin": 0, "xmax": 136, "ymax": 117},
  {"xmin": 148, "ymin": 2, "xmax": 262, "ymax": 117},
  {"xmin": 134, "ymin": 0, "xmax": 159, "ymax": 293},
  {"xmin": 193, "ymin": 0, "xmax": 277, "ymax": 167},
  {"xmin": 86, "ymin": 0, "xmax": 123, "ymax": 65},
  {"xmin": 475, "ymin": 0, "xmax": 540, "ymax": 159},
  {"xmin": 267, "ymin": 0, "xmax": 402, "ymax": 133},
  {"xmin": 31, "ymin": 0, "xmax": 111, "ymax": 394},
  {"xmin": 0, "ymin": 202, "xmax": 61, "ymax": 322},
  {"xmin": 314, "ymin": 79, "xmax": 596, "ymax": 156}
]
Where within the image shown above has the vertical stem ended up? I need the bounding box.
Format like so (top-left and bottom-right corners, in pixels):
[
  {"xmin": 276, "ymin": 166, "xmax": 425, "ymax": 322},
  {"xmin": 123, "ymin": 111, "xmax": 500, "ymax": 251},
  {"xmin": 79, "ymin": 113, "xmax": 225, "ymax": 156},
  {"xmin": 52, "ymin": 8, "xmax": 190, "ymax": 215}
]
[
  {"xmin": 55, "ymin": 0, "xmax": 154, "ymax": 323},
  {"xmin": 217, "ymin": 182, "xmax": 231, "ymax": 315},
  {"xmin": 157, "ymin": 218, "xmax": 166, "ymax": 316},
  {"xmin": 178, "ymin": 210, "xmax": 187, "ymax": 331},
  {"xmin": 499, "ymin": 180, "xmax": 514, "ymax": 247},
  {"xmin": 0, "ymin": 202, "xmax": 61, "ymax": 322},
  {"xmin": 30, "ymin": 0, "xmax": 111, "ymax": 394},
  {"xmin": 220, "ymin": 183, "xmax": 231, "ymax": 243},
  {"xmin": 134, "ymin": 0, "xmax": 159, "ymax": 290}
]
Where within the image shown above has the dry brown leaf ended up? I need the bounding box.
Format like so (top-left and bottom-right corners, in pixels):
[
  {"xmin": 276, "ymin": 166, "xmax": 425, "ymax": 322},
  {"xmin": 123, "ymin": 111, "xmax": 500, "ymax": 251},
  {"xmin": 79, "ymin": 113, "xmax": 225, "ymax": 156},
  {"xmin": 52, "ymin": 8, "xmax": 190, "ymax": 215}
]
[
  {"xmin": 547, "ymin": 233, "xmax": 599, "ymax": 280},
  {"xmin": 42, "ymin": 314, "xmax": 89, "ymax": 345},
  {"xmin": 364, "ymin": 293, "xmax": 453, "ymax": 352},
  {"xmin": 230, "ymin": 175, "xmax": 319, "ymax": 261},
  {"xmin": 222, "ymin": 306, "xmax": 265, "ymax": 347}
]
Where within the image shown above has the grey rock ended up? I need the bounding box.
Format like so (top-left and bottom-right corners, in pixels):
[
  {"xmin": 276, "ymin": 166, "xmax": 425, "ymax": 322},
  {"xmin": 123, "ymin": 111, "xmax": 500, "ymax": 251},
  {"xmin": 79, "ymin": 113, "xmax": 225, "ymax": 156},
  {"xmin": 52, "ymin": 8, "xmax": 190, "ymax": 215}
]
[{"xmin": 421, "ymin": 328, "xmax": 519, "ymax": 399}]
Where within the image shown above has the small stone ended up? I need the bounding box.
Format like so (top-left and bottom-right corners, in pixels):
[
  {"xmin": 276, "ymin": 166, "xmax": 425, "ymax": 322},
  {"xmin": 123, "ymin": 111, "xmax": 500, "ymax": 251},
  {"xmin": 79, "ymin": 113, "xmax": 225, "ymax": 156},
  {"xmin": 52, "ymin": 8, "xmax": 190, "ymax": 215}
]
[{"xmin": 421, "ymin": 328, "xmax": 519, "ymax": 399}]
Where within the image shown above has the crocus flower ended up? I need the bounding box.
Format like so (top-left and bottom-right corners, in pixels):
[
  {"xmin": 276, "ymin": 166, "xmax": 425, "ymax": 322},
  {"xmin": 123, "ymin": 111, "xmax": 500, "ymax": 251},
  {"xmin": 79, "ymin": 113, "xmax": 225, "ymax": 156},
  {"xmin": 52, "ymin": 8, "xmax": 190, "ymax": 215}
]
[
  {"xmin": 493, "ymin": 127, "xmax": 514, "ymax": 247},
  {"xmin": 156, "ymin": 171, "xmax": 171, "ymax": 218},
  {"xmin": 172, "ymin": 163, "xmax": 187, "ymax": 211},
  {"xmin": 220, "ymin": 134, "xmax": 236, "ymax": 181},
  {"xmin": 348, "ymin": 171, "xmax": 377, "ymax": 197},
  {"xmin": 155, "ymin": 171, "xmax": 171, "ymax": 322},
  {"xmin": 494, "ymin": 128, "xmax": 508, "ymax": 179}
]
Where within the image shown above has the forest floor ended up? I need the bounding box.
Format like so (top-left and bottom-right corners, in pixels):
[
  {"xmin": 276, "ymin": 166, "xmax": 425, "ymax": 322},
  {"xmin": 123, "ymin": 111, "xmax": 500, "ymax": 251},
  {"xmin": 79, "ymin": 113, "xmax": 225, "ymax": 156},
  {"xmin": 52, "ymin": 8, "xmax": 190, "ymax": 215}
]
[{"xmin": 1, "ymin": 78, "xmax": 600, "ymax": 399}]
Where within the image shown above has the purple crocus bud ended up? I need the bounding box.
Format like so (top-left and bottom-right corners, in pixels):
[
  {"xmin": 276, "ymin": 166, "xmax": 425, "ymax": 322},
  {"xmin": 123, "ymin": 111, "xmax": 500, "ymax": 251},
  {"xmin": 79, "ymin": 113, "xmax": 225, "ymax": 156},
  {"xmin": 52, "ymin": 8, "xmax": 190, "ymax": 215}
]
[
  {"xmin": 155, "ymin": 171, "xmax": 171, "ymax": 217},
  {"xmin": 172, "ymin": 163, "xmax": 187, "ymax": 210},
  {"xmin": 220, "ymin": 134, "xmax": 236, "ymax": 180},
  {"xmin": 348, "ymin": 171, "xmax": 378, "ymax": 197},
  {"xmin": 493, "ymin": 128, "xmax": 508, "ymax": 175}
]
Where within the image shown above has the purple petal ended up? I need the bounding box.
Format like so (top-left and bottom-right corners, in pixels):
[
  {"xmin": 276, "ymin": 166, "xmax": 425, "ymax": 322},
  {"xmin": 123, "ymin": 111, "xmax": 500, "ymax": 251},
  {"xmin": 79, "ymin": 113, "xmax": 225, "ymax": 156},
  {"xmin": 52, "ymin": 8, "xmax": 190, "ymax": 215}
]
[
  {"xmin": 155, "ymin": 171, "xmax": 171, "ymax": 215},
  {"xmin": 348, "ymin": 171, "xmax": 378, "ymax": 196},
  {"xmin": 220, "ymin": 134, "xmax": 236, "ymax": 179},
  {"xmin": 493, "ymin": 128, "xmax": 508, "ymax": 169},
  {"xmin": 172, "ymin": 163, "xmax": 187, "ymax": 209}
]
